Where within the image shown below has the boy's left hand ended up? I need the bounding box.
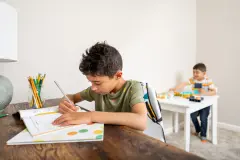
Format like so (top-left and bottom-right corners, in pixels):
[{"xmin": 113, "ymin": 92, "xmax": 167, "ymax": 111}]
[
  {"xmin": 199, "ymin": 88, "xmax": 207, "ymax": 95},
  {"xmin": 52, "ymin": 112, "xmax": 92, "ymax": 126}
]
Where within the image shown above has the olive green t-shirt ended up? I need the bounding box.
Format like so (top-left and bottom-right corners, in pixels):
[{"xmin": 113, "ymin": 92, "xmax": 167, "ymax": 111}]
[{"xmin": 79, "ymin": 80, "xmax": 144, "ymax": 112}]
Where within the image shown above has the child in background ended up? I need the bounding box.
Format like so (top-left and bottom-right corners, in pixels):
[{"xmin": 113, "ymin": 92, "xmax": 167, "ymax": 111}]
[{"xmin": 170, "ymin": 63, "xmax": 217, "ymax": 142}]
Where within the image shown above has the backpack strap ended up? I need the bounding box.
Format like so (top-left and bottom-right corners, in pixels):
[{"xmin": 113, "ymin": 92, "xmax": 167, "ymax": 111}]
[{"xmin": 140, "ymin": 82, "xmax": 166, "ymax": 142}]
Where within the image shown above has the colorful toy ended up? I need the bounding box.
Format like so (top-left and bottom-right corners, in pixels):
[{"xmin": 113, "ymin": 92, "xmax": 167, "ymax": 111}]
[
  {"xmin": 192, "ymin": 89, "xmax": 200, "ymax": 95},
  {"xmin": 174, "ymin": 91, "xmax": 193, "ymax": 99},
  {"xmin": 157, "ymin": 91, "xmax": 174, "ymax": 99},
  {"xmin": 189, "ymin": 95, "xmax": 204, "ymax": 102},
  {"xmin": 191, "ymin": 83, "xmax": 202, "ymax": 95},
  {"xmin": 194, "ymin": 83, "xmax": 202, "ymax": 89},
  {"xmin": 181, "ymin": 91, "xmax": 193, "ymax": 99},
  {"xmin": 174, "ymin": 92, "xmax": 182, "ymax": 97},
  {"xmin": 157, "ymin": 93, "xmax": 167, "ymax": 99}
]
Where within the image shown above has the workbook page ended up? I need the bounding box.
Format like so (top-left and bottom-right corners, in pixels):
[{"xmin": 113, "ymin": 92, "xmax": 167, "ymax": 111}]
[{"xmin": 22, "ymin": 112, "xmax": 71, "ymax": 136}]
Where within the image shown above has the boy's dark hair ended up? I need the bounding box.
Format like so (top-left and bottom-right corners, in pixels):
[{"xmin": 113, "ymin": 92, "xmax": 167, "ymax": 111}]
[
  {"xmin": 193, "ymin": 63, "xmax": 207, "ymax": 72},
  {"xmin": 79, "ymin": 42, "xmax": 123, "ymax": 77}
]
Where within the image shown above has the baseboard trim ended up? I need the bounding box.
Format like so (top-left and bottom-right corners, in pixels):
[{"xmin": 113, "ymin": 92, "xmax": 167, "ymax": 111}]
[
  {"xmin": 165, "ymin": 121, "xmax": 240, "ymax": 135},
  {"xmin": 218, "ymin": 122, "xmax": 240, "ymax": 133},
  {"xmin": 165, "ymin": 122, "xmax": 184, "ymax": 135}
]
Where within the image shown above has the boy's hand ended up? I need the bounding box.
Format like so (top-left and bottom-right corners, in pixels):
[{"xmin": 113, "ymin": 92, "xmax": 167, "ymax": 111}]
[
  {"xmin": 199, "ymin": 88, "xmax": 207, "ymax": 95},
  {"xmin": 52, "ymin": 112, "xmax": 92, "ymax": 126},
  {"xmin": 58, "ymin": 100, "xmax": 78, "ymax": 114},
  {"xmin": 199, "ymin": 88, "xmax": 217, "ymax": 96}
]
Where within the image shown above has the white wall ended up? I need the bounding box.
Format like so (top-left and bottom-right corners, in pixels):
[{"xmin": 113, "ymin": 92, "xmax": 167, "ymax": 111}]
[
  {"xmin": 197, "ymin": 0, "xmax": 240, "ymax": 126},
  {"xmin": 0, "ymin": 0, "xmax": 196, "ymax": 133}
]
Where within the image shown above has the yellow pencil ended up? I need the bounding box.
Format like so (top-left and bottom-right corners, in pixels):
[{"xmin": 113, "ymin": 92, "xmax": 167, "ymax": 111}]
[
  {"xmin": 29, "ymin": 77, "xmax": 42, "ymax": 108},
  {"xmin": 28, "ymin": 78, "xmax": 40, "ymax": 108},
  {"xmin": 32, "ymin": 78, "xmax": 42, "ymax": 108},
  {"xmin": 29, "ymin": 77, "xmax": 39, "ymax": 107}
]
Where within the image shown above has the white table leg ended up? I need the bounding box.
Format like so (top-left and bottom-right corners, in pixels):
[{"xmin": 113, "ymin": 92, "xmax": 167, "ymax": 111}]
[
  {"xmin": 184, "ymin": 110, "xmax": 190, "ymax": 152},
  {"xmin": 211, "ymin": 100, "xmax": 218, "ymax": 144},
  {"xmin": 174, "ymin": 112, "xmax": 179, "ymax": 133}
]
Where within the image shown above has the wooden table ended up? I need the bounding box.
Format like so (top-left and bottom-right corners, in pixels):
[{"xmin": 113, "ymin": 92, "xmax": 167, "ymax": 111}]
[{"xmin": 0, "ymin": 99, "xmax": 205, "ymax": 160}]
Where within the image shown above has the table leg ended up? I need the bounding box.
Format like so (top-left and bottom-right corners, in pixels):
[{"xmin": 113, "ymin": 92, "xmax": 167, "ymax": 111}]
[
  {"xmin": 184, "ymin": 111, "xmax": 190, "ymax": 152},
  {"xmin": 211, "ymin": 100, "xmax": 218, "ymax": 144},
  {"xmin": 174, "ymin": 112, "xmax": 179, "ymax": 133}
]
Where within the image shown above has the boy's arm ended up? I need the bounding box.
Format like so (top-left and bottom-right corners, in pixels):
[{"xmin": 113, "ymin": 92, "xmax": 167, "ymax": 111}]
[
  {"xmin": 91, "ymin": 102, "xmax": 147, "ymax": 131},
  {"xmin": 199, "ymin": 79, "xmax": 217, "ymax": 96},
  {"xmin": 199, "ymin": 88, "xmax": 217, "ymax": 96},
  {"xmin": 53, "ymin": 102, "xmax": 147, "ymax": 131},
  {"xmin": 170, "ymin": 82, "xmax": 189, "ymax": 91}
]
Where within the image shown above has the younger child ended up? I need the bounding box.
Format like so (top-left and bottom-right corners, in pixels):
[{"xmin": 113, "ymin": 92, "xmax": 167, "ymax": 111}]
[{"xmin": 170, "ymin": 63, "xmax": 217, "ymax": 142}]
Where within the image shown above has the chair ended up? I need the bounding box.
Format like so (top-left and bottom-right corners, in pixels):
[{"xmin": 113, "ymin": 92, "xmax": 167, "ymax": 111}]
[{"xmin": 141, "ymin": 82, "xmax": 166, "ymax": 143}]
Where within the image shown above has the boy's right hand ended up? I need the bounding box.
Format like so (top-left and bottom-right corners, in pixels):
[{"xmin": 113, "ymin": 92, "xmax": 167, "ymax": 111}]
[{"xmin": 58, "ymin": 100, "xmax": 78, "ymax": 114}]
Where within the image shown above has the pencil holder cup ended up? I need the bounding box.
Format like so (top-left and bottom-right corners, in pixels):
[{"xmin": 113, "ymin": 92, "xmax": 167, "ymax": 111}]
[{"xmin": 28, "ymin": 85, "xmax": 45, "ymax": 109}]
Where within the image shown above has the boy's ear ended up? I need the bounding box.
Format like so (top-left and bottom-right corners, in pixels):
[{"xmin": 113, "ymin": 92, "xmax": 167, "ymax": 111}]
[{"xmin": 115, "ymin": 71, "xmax": 123, "ymax": 79}]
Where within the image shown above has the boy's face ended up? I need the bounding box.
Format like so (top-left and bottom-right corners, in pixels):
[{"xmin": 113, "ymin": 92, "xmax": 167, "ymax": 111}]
[
  {"xmin": 86, "ymin": 72, "xmax": 121, "ymax": 95},
  {"xmin": 193, "ymin": 69, "xmax": 206, "ymax": 81}
]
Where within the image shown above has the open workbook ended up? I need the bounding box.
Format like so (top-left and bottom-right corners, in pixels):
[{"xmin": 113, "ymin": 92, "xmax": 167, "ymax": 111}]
[
  {"xmin": 7, "ymin": 123, "xmax": 104, "ymax": 145},
  {"xmin": 18, "ymin": 106, "xmax": 76, "ymax": 136},
  {"xmin": 7, "ymin": 106, "xmax": 104, "ymax": 145}
]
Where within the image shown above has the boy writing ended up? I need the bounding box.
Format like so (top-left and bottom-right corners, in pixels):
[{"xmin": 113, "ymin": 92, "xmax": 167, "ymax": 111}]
[
  {"xmin": 170, "ymin": 63, "xmax": 217, "ymax": 142},
  {"xmin": 53, "ymin": 42, "xmax": 147, "ymax": 131}
]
